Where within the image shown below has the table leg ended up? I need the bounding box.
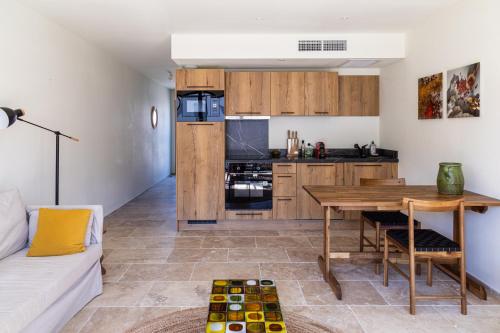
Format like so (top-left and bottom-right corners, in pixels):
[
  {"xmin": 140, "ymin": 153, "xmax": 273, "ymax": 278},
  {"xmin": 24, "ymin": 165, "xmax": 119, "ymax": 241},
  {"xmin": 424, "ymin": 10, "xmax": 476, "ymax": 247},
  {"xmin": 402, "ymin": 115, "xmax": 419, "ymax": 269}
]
[
  {"xmin": 435, "ymin": 210, "xmax": 488, "ymax": 300},
  {"xmin": 317, "ymin": 206, "xmax": 342, "ymax": 300}
]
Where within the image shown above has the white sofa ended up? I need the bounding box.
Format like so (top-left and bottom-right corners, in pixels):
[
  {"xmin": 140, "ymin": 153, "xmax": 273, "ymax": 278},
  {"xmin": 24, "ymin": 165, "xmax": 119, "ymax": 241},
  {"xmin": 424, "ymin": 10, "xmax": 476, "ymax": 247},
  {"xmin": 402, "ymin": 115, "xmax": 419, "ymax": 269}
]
[{"xmin": 0, "ymin": 205, "xmax": 104, "ymax": 333}]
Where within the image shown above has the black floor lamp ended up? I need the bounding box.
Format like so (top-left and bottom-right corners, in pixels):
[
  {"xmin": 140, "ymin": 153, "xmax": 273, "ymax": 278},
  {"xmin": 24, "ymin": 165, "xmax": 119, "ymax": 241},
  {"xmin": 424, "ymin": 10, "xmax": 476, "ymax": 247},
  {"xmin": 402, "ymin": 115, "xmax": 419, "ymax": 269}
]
[{"xmin": 0, "ymin": 107, "xmax": 79, "ymax": 205}]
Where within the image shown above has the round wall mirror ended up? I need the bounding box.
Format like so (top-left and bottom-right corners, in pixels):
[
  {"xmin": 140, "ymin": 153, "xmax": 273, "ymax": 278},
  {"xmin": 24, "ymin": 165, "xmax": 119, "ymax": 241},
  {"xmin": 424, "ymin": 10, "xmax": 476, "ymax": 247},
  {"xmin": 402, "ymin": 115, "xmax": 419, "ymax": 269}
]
[{"xmin": 151, "ymin": 106, "xmax": 158, "ymax": 129}]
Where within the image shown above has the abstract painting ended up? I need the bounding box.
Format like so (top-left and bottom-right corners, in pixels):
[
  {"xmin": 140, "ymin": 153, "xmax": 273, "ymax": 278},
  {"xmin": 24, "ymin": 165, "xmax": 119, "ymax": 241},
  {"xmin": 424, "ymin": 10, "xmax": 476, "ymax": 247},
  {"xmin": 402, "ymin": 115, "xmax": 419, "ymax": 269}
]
[
  {"xmin": 418, "ymin": 73, "xmax": 443, "ymax": 119},
  {"xmin": 447, "ymin": 62, "xmax": 480, "ymax": 118}
]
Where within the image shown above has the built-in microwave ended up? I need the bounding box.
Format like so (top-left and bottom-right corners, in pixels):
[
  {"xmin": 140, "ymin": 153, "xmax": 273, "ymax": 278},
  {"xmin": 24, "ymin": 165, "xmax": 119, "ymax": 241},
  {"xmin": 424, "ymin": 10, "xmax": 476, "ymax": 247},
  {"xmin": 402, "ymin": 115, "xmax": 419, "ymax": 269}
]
[{"xmin": 176, "ymin": 91, "xmax": 224, "ymax": 122}]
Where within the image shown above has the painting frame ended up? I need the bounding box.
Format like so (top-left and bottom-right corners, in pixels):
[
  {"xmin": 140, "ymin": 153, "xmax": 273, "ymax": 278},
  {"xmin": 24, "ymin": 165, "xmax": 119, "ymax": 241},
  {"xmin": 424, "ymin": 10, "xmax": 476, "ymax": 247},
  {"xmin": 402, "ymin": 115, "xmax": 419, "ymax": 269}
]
[
  {"xmin": 446, "ymin": 62, "xmax": 480, "ymax": 118},
  {"xmin": 418, "ymin": 72, "xmax": 443, "ymax": 120}
]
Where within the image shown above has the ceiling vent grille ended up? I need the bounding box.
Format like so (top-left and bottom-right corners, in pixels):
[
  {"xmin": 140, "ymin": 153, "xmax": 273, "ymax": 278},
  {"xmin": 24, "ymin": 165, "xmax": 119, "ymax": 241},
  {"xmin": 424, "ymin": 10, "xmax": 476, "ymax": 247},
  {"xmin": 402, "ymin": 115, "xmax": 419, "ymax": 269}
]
[
  {"xmin": 298, "ymin": 40, "xmax": 347, "ymax": 52},
  {"xmin": 298, "ymin": 40, "xmax": 322, "ymax": 51},
  {"xmin": 323, "ymin": 40, "xmax": 347, "ymax": 51}
]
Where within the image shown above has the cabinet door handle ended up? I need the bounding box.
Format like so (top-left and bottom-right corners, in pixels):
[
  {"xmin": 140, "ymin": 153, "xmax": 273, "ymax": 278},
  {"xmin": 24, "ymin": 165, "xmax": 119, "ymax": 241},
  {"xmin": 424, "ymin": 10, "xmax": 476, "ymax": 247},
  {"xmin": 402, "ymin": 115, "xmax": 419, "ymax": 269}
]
[
  {"xmin": 353, "ymin": 163, "xmax": 383, "ymax": 167},
  {"xmin": 276, "ymin": 164, "xmax": 293, "ymax": 167},
  {"xmin": 235, "ymin": 212, "xmax": 263, "ymax": 216},
  {"xmin": 235, "ymin": 112, "xmax": 251, "ymax": 114},
  {"xmin": 280, "ymin": 112, "xmax": 295, "ymax": 114},
  {"xmin": 306, "ymin": 164, "xmax": 335, "ymax": 167},
  {"xmin": 186, "ymin": 85, "xmax": 215, "ymax": 88},
  {"xmin": 277, "ymin": 175, "xmax": 292, "ymax": 178},
  {"xmin": 187, "ymin": 123, "xmax": 214, "ymax": 126},
  {"xmin": 277, "ymin": 198, "xmax": 292, "ymax": 201},
  {"xmin": 314, "ymin": 111, "xmax": 329, "ymax": 114}
]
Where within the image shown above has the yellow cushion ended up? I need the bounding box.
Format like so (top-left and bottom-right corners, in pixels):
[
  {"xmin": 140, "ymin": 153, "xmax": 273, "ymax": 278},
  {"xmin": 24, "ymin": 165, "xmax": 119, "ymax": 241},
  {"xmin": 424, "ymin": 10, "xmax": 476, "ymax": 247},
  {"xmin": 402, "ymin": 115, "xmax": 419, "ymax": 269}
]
[{"xmin": 27, "ymin": 208, "xmax": 91, "ymax": 257}]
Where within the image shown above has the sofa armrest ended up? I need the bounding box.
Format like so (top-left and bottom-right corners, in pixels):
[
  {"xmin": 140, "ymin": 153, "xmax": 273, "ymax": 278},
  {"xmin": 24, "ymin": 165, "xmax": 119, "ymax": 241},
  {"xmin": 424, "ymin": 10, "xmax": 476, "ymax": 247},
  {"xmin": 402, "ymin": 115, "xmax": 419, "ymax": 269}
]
[{"xmin": 26, "ymin": 205, "xmax": 104, "ymax": 244}]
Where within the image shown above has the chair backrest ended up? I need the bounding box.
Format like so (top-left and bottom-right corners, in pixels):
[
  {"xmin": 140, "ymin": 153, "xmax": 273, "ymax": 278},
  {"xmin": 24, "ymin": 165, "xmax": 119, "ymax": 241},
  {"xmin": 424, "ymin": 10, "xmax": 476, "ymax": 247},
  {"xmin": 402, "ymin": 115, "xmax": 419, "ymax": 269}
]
[
  {"xmin": 402, "ymin": 197, "xmax": 464, "ymax": 212},
  {"xmin": 360, "ymin": 178, "xmax": 406, "ymax": 186}
]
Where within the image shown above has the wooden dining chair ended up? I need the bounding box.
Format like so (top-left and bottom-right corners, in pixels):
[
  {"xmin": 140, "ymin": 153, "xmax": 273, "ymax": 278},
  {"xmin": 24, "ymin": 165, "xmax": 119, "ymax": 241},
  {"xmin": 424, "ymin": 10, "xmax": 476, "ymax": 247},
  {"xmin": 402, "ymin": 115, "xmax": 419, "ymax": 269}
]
[
  {"xmin": 359, "ymin": 178, "xmax": 422, "ymax": 274},
  {"xmin": 383, "ymin": 198, "xmax": 467, "ymax": 315}
]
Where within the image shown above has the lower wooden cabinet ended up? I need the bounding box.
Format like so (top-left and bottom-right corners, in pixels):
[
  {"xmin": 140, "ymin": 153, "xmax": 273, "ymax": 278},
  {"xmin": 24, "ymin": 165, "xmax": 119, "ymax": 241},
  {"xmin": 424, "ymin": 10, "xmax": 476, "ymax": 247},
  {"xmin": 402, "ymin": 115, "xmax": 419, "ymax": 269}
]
[
  {"xmin": 343, "ymin": 162, "xmax": 398, "ymax": 220},
  {"xmin": 273, "ymin": 197, "xmax": 297, "ymax": 220},
  {"xmin": 225, "ymin": 210, "xmax": 272, "ymax": 220},
  {"xmin": 273, "ymin": 174, "xmax": 297, "ymax": 197},
  {"xmin": 297, "ymin": 163, "xmax": 344, "ymax": 219},
  {"xmin": 176, "ymin": 122, "xmax": 225, "ymax": 221}
]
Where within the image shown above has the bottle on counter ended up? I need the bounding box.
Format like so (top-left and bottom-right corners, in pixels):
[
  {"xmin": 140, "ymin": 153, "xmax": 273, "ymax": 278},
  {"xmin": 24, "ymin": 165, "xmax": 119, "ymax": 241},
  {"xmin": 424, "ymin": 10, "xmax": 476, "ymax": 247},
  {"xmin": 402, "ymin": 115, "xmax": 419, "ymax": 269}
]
[
  {"xmin": 370, "ymin": 141, "xmax": 378, "ymax": 156},
  {"xmin": 300, "ymin": 140, "xmax": 305, "ymax": 157}
]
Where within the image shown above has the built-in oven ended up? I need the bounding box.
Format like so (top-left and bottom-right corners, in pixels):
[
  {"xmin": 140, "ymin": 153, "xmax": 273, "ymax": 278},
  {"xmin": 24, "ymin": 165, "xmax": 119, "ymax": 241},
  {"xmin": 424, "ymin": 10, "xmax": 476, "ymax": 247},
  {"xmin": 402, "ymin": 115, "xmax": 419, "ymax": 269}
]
[
  {"xmin": 225, "ymin": 162, "xmax": 273, "ymax": 210},
  {"xmin": 177, "ymin": 91, "xmax": 224, "ymax": 122}
]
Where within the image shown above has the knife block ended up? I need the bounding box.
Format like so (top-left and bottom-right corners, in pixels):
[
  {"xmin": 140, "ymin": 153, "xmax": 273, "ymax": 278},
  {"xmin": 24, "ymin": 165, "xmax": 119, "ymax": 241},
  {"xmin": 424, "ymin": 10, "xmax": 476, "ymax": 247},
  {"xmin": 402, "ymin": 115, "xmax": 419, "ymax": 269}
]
[{"xmin": 286, "ymin": 138, "xmax": 299, "ymax": 158}]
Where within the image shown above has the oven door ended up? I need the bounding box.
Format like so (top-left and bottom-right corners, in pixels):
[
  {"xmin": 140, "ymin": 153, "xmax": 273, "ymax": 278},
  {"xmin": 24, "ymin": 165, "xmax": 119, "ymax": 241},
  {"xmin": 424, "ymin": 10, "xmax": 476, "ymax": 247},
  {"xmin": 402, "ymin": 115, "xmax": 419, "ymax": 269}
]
[{"xmin": 225, "ymin": 173, "xmax": 272, "ymax": 210}]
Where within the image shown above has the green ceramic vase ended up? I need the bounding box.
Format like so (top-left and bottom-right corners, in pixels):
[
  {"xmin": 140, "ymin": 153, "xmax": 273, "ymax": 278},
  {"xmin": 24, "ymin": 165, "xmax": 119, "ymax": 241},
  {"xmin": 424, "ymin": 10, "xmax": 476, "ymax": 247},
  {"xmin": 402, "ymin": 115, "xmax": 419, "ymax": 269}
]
[{"xmin": 437, "ymin": 162, "xmax": 464, "ymax": 195}]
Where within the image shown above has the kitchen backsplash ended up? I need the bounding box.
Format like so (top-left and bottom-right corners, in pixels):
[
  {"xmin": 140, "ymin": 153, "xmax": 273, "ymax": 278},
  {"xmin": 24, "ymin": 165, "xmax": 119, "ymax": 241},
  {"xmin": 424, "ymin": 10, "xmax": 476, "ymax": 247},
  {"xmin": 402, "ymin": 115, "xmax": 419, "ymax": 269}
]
[{"xmin": 226, "ymin": 119, "xmax": 269, "ymax": 157}]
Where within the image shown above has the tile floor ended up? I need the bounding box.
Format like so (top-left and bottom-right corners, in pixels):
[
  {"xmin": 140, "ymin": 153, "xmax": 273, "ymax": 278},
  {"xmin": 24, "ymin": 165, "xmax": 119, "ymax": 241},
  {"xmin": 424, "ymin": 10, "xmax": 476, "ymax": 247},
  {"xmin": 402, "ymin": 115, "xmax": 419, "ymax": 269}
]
[{"xmin": 63, "ymin": 177, "xmax": 500, "ymax": 333}]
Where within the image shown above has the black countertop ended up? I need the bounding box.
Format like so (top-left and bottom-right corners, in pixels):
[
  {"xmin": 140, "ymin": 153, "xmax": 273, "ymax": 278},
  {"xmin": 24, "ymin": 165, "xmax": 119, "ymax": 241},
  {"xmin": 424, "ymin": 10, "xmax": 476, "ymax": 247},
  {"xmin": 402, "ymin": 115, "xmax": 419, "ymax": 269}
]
[{"xmin": 225, "ymin": 148, "xmax": 398, "ymax": 163}]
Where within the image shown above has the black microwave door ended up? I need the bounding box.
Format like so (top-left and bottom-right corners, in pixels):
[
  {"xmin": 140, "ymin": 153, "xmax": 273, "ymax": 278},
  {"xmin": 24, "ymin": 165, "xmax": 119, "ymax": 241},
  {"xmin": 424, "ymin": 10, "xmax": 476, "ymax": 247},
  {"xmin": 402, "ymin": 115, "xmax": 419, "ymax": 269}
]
[{"xmin": 179, "ymin": 94, "xmax": 208, "ymax": 121}]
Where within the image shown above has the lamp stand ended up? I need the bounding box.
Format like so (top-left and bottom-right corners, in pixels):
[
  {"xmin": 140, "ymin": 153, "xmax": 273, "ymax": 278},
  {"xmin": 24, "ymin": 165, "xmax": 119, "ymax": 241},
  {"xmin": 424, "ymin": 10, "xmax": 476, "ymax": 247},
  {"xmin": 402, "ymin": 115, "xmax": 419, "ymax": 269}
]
[{"xmin": 17, "ymin": 118, "xmax": 78, "ymax": 205}]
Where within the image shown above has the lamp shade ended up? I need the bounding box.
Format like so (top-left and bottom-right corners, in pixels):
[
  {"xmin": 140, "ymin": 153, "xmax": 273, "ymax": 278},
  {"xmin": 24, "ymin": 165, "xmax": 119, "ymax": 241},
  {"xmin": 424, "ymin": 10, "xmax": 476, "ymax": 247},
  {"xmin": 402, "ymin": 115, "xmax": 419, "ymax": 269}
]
[{"xmin": 0, "ymin": 107, "xmax": 25, "ymax": 129}]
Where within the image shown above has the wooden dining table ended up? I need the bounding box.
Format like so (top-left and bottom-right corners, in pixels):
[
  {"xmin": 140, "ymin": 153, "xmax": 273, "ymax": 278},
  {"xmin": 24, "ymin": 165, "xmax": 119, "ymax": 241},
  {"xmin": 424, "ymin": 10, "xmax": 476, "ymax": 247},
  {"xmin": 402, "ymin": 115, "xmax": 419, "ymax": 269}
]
[{"xmin": 303, "ymin": 185, "xmax": 500, "ymax": 301}]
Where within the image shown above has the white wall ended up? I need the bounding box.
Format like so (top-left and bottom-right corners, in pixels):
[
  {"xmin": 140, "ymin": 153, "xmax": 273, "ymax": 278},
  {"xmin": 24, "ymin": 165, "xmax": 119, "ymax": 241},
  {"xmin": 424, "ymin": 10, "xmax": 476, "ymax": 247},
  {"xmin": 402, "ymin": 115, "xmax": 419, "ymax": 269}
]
[
  {"xmin": 0, "ymin": 0, "xmax": 171, "ymax": 215},
  {"xmin": 380, "ymin": 0, "xmax": 500, "ymax": 291},
  {"xmin": 269, "ymin": 117, "xmax": 379, "ymax": 149}
]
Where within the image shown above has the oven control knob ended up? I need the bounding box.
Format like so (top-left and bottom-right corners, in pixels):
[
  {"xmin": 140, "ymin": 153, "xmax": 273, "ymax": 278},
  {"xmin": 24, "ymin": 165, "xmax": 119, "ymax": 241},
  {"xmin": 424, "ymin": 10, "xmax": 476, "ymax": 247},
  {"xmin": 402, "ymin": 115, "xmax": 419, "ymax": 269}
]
[
  {"xmin": 236, "ymin": 167, "xmax": 240, "ymax": 171},
  {"xmin": 256, "ymin": 167, "xmax": 260, "ymax": 171}
]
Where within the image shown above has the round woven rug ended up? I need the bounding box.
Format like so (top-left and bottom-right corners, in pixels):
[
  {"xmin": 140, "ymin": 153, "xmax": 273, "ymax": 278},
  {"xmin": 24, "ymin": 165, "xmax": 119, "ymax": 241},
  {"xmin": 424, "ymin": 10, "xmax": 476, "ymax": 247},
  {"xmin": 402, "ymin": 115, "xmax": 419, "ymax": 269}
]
[{"xmin": 126, "ymin": 307, "xmax": 337, "ymax": 333}]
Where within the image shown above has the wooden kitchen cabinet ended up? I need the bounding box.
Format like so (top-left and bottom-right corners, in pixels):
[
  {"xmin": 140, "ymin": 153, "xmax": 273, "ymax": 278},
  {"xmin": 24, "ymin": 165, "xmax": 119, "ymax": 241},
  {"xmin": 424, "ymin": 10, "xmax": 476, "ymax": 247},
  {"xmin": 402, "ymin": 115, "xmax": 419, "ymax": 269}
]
[
  {"xmin": 176, "ymin": 122, "xmax": 225, "ymax": 221},
  {"xmin": 297, "ymin": 163, "xmax": 344, "ymax": 219},
  {"xmin": 225, "ymin": 210, "xmax": 272, "ymax": 220},
  {"xmin": 343, "ymin": 162, "xmax": 398, "ymax": 220},
  {"xmin": 305, "ymin": 72, "xmax": 339, "ymax": 116},
  {"xmin": 273, "ymin": 197, "xmax": 297, "ymax": 220},
  {"xmin": 270, "ymin": 72, "xmax": 305, "ymax": 116},
  {"xmin": 273, "ymin": 174, "xmax": 297, "ymax": 197},
  {"xmin": 225, "ymin": 72, "xmax": 271, "ymax": 115},
  {"xmin": 176, "ymin": 69, "xmax": 225, "ymax": 91},
  {"xmin": 339, "ymin": 76, "xmax": 379, "ymax": 116}
]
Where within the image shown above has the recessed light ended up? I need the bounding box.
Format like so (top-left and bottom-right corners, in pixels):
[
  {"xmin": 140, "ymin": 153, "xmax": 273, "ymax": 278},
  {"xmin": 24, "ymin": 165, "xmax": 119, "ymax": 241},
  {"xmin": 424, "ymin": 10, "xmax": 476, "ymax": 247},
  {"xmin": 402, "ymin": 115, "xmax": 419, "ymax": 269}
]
[
  {"xmin": 340, "ymin": 16, "xmax": 350, "ymax": 20},
  {"xmin": 277, "ymin": 59, "xmax": 286, "ymax": 62},
  {"xmin": 255, "ymin": 16, "xmax": 263, "ymax": 21}
]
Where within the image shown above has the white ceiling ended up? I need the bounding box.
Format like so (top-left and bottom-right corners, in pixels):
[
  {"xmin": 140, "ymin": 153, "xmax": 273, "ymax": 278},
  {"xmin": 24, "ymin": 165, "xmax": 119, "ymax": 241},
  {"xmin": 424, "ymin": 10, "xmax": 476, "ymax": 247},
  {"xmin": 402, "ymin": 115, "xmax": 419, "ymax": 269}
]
[{"xmin": 21, "ymin": 0, "xmax": 459, "ymax": 88}]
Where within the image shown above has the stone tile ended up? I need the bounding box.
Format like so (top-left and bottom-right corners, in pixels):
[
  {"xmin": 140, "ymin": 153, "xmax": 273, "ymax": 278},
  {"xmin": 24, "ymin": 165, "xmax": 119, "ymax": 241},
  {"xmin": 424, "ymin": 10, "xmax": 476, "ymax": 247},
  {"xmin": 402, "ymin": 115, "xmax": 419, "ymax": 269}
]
[
  {"xmin": 180, "ymin": 230, "xmax": 231, "ymax": 237},
  {"xmin": 60, "ymin": 307, "xmax": 97, "ymax": 333},
  {"xmin": 166, "ymin": 248, "xmax": 228, "ymax": 263},
  {"xmin": 275, "ymin": 280, "xmax": 307, "ymax": 306},
  {"xmin": 299, "ymin": 280, "xmax": 387, "ymax": 305},
  {"xmin": 283, "ymin": 305, "xmax": 364, "ymax": 333},
  {"xmin": 79, "ymin": 307, "xmax": 182, "ymax": 333},
  {"xmin": 103, "ymin": 237, "xmax": 147, "ymax": 249},
  {"xmin": 103, "ymin": 249, "xmax": 172, "ymax": 264},
  {"xmin": 231, "ymin": 230, "xmax": 280, "ymax": 236},
  {"xmin": 201, "ymin": 236, "xmax": 256, "ymax": 248},
  {"xmin": 190, "ymin": 262, "xmax": 260, "ymax": 280},
  {"xmin": 260, "ymin": 263, "xmax": 323, "ymax": 280},
  {"xmin": 104, "ymin": 227, "xmax": 136, "ymax": 237},
  {"xmin": 143, "ymin": 237, "xmax": 203, "ymax": 248},
  {"xmin": 120, "ymin": 263, "xmax": 194, "ymax": 281},
  {"xmin": 102, "ymin": 263, "xmax": 130, "ymax": 282},
  {"xmin": 140, "ymin": 281, "xmax": 211, "ymax": 307},
  {"xmin": 351, "ymin": 305, "xmax": 458, "ymax": 333},
  {"xmin": 228, "ymin": 248, "xmax": 289, "ymax": 263},
  {"xmin": 129, "ymin": 226, "xmax": 178, "ymax": 237},
  {"xmin": 88, "ymin": 281, "xmax": 154, "ymax": 307},
  {"xmin": 278, "ymin": 229, "xmax": 322, "ymax": 236},
  {"xmin": 286, "ymin": 248, "xmax": 321, "ymax": 263},
  {"xmin": 370, "ymin": 280, "xmax": 462, "ymax": 305},
  {"xmin": 256, "ymin": 236, "xmax": 312, "ymax": 248},
  {"xmin": 309, "ymin": 234, "xmax": 359, "ymax": 250},
  {"xmin": 435, "ymin": 305, "xmax": 500, "ymax": 333}
]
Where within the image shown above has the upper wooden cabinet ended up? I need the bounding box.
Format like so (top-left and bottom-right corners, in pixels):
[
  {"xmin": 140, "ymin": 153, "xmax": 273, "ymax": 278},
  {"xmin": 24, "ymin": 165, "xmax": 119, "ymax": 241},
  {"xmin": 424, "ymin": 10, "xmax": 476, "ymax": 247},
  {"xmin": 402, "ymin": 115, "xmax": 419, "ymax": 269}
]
[
  {"xmin": 176, "ymin": 122, "xmax": 225, "ymax": 221},
  {"xmin": 176, "ymin": 69, "xmax": 225, "ymax": 91},
  {"xmin": 270, "ymin": 72, "xmax": 305, "ymax": 116},
  {"xmin": 225, "ymin": 72, "xmax": 271, "ymax": 116},
  {"xmin": 339, "ymin": 76, "xmax": 379, "ymax": 116},
  {"xmin": 305, "ymin": 72, "xmax": 339, "ymax": 116}
]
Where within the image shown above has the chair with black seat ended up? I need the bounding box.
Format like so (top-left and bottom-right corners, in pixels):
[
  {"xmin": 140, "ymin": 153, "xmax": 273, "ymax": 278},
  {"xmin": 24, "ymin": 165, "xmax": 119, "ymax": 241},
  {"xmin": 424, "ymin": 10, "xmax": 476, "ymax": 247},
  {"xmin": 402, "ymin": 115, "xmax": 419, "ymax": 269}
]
[
  {"xmin": 359, "ymin": 178, "xmax": 422, "ymax": 274},
  {"xmin": 383, "ymin": 198, "xmax": 467, "ymax": 315}
]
